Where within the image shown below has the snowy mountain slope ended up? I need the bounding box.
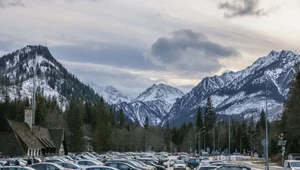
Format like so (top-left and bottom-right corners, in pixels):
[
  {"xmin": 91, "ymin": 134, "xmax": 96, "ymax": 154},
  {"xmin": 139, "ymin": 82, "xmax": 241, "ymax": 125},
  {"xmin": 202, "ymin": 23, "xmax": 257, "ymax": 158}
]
[
  {"xmin": 167, "ymin": 50, "xmax": 300, "ymax": 125},
  {"xmin": 90, "ymin": 83, "xmax": 133, "ymax": 104},
  {"xmin": 118, "ymin": 83, "xmax": 185, "ymax": 126},
  {"xmin": 0, "ymin": 45, "xmax": 100, "ymax": 109}
]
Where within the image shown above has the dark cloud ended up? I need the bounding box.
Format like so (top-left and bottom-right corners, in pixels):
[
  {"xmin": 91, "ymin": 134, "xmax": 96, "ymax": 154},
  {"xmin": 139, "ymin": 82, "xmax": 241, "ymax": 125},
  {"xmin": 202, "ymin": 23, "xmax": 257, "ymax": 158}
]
[
  {"xmin": 218, "ymin": 0, "xmax": 267, "ymax": 18},
  {"xmin": 0, "ymin": 0, "xmax": 25, "ymax": 9},
  {"xmin": 50, "ymin": 44, "xmax": 163, "ymax": 70},
  {"xmin": 148, "ymin": 29, "xmax": 239, "ymax": 74}
]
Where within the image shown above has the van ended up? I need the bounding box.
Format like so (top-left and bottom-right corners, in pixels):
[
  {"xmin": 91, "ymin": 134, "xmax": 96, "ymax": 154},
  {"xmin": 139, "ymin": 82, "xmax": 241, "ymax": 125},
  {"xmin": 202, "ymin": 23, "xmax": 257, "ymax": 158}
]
[{"xmin": 284, "ymin": 160, "xmax": 300, "ymax": 170}]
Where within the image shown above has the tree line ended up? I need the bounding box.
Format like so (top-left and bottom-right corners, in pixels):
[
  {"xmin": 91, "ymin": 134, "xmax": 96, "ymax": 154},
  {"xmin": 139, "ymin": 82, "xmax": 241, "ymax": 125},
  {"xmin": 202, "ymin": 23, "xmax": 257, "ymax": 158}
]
[{"xmin": 1, "ymin": 68, "xmax": 300, "ymax": 162}]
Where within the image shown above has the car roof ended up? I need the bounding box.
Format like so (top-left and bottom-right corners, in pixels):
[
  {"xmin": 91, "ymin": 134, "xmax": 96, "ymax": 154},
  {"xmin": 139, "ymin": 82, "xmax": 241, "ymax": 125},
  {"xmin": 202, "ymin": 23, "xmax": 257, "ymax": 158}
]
[{"xmin": 83, "ymin": 166, "xmax": 119, "ymax": 170}]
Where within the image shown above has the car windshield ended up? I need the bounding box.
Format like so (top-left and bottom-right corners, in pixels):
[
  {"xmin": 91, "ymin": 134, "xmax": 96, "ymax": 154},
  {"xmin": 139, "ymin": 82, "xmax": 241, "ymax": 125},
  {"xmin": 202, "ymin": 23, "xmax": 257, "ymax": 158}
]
[
  {"xmin": 291, "ymin": 162, "xmax": 300, "ymax": 167},
  {"xmin": 176, "ymin": 161, "xmax": 185, "ymax": 164}
]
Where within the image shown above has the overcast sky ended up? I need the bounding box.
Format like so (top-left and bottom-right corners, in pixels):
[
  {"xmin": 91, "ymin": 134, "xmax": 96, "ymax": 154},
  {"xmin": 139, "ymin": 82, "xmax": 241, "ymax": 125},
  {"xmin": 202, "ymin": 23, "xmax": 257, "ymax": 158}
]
[{"xmin": 0, "ymin": 0, "xmax": 299, "ymax": 97}]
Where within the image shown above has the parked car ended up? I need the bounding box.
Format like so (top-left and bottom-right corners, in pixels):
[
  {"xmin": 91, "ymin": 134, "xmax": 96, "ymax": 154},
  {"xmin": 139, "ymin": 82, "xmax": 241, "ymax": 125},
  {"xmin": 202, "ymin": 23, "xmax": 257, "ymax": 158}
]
[
  {"xmin": 105, "ymin": 162, "xmax": 142, "ymax": 170},
  {"xmin": 0, "ymin": 166, "xmax": 36, "ymax": 170},
  {"xmin": 56, "ymin": 162, "xmax": 82, "ymax": 169},
  {"xmin": 140, "ymin": 160, "xmax": 166, "ymax": 170},
  {"xmin": 75, "ymin": 160, "xmax": 103, "ymax": 167},
  {"xmin": 82, "ymin": 165, "xmax": 119, "ymax": 170},
  {"xmin": 45, "ymin": 159, "xmax": 64, "ymax": 163},
  {"xmin": 31, "ymin": 162, "xmax": 65, "ymax": 170},
  {"xmin": 284, "ymin": 160, "xmax": 300, "ymax": 170},
  {"xmin": 186, "ymin": 158, "xmax": 201, "ymax": 169},
  {"xmin": 197, "ymin": 166, "xmax": 219, "ymax": 170},
  {"xmin": 173, "ymin": 160, "xmax": 186, "ymax": 170},
  {"xmin": 216, "ymin": 165, "xmax": 251, "ymax": 170},
  {"xmin": 105, "ymin": 160, "xmax": 146, "ymax": 170}
]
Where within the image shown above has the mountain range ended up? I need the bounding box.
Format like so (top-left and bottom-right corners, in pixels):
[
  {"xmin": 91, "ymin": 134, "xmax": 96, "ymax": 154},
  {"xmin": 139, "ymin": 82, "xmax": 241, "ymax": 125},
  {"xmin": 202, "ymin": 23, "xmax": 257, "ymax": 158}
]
[{"xmin": 0, "ymin": 45, "xmax": 299, "ymax": 126}]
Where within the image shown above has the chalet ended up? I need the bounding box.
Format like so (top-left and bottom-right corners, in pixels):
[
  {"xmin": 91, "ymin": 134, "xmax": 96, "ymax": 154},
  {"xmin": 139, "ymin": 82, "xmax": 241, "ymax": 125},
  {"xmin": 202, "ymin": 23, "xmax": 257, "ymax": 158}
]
[{"xmin": 0, "ymin": 109, "xmax": 67, "ymax": 157}]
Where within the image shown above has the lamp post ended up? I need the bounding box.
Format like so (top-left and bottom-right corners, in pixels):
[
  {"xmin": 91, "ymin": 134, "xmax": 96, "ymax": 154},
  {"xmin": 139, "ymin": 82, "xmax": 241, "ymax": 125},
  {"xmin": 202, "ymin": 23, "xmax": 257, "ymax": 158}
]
[
  {"xmin": 195, "ymin": 133, "xmax": 200, "ymax": 153},
  {"xmin": 204, "ymin": 131, "xmax": 211, "ymax": 151},
  {"xmin": 247, "ymin": 132, "xmax": 256, "ymax": 155},
  {"xmin": 198, "ymin": 127, "xmax": 206, "ymax": 154},
  {"xmin": 170, "ymin": 134, "xmax": 174, "ymax": 154},
  {"xmin": 228, "ymin": 112, "xmax": 231, "ymax": 162},
  {"xmin": 265, "ymin": 78, "xmax": 269, "ymax": 170},
  {"xmin": 240, "ymin": 135, "xmax": 246, "ymax": 154},
  {"xmin": 199, "ymin": 129, "xmax": 206, "ymax": 155}
]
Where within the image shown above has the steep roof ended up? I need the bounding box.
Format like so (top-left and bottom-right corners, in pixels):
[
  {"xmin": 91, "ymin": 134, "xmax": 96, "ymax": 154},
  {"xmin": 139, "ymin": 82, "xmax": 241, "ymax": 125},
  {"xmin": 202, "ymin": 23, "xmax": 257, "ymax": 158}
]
[
  {"xmin": 6, "ymin": 119, "xmax": 43, "ymax": 149},
  {"xmin": 32, "ymin": 125, "xmax": 56, "ymax": 148},
  {"xmin": 49, "ymin": 129, "xmax": 65, "ymax": 154}
]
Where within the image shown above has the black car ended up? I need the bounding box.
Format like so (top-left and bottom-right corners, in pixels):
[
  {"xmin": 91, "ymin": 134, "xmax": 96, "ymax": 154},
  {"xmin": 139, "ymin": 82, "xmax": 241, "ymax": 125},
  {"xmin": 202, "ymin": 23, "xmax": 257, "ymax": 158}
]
[
  {"xmin": 139, "ymin": 159, "xmax": 166, "ymax": 170},
  {"xmin": 186, "ymin": 158, "xmax": 201, "ymax": 169}
]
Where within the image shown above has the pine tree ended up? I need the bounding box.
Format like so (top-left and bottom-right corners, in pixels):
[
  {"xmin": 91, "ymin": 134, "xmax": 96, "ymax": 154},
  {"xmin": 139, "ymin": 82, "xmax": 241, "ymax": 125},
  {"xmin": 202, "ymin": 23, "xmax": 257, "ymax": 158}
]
[
  {"xmin": 204, "ymin": 96, "xmax": 216, "ymax": 131},
  {"xmin": 93, "ymin": 98, "xmax": 112, "ymax": 152},
  {"xmin": 196, "ymin": 107, "xmax": 204, "ymax": 130},
  {"xmin": 118, "ymin": 108, "xmax": 126, "ymax": 128},
  {"xmin": 281, "ymin": 71, "xmax": 300, "ymax": 153},
  {"xmin": 144, "ymin": 116, "xmax": 149, "ymax": 130},
  {"xmin": 35, "ymin": 95, "xmax": 45, "ymax": 126},
  {"xmin": 66, "ymin": 97, "xmax": 85, "ymax": 152}
]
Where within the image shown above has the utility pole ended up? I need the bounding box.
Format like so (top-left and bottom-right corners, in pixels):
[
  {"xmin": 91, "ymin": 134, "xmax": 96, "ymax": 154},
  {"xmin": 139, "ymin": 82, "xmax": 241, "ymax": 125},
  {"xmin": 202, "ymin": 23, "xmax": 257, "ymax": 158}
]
[
  {"xmin": 247, "ymin": 132, "xmax": 255, "ymax": 156},
  {"xmin": 278, "ymin": 133, "xmax": 286, "ymax": 167},
  {"xmin": 204, "ymin": 131, "xmax": 210, "ymax": 151},
  {"xmin": 229, "ymin": 113, "xmax": 231, "ymax": 162},
  {"xmin": 265, "ymin": 79, "xmax": 269, "ymax": 170},
  {"xmin": 240, "ymin": 136, "xmax": 246, "ymax": 154},
  {"xmin": 213, "ymin": 123, "xmax": 216, "ymax": 152},
  {"xmin": 170, "ymin": 134, "xmax": 174, "ymax": 154},
  {"xmin": 32, "ymin": 55, "xmax": 36, "ymax": 125},
  {"xmin": 198, "ymin": 127, "xmax": 205, "ymax": 155}
]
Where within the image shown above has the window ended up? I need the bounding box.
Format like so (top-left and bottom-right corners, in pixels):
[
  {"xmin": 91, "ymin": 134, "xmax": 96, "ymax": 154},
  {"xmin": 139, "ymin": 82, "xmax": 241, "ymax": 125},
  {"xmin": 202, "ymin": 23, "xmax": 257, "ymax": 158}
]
[
  {"xmin": 119, "ymin": 164, "xmax": 130, "ymax": 170},
  {"xmin": 31, "ymin": 164, "xmax": 45, "ymax": 170},
  {"xmin": 46, "ymin": 164, "xmax": 57, "ymax": 170},
  {"xmin": 87, "ymin": 161, "xmax": 96, "ymax": 166},
  {"xmin": 78, "ymin": 161, "xmax": 86, "ymax": 165},
  {"xmin": 106, "ymin": 163, "xmax": 117, "ymax": 168}
]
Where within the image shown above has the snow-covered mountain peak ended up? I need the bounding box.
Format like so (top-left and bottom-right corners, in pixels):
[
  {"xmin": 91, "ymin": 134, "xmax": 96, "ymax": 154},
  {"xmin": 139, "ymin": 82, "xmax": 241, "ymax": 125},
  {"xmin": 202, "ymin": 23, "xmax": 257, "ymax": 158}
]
[
  {"xmin": 89, "ymin": 83, "xmax": 133, "ymax": 104},
  {"xmin": 136, "ymin": 83, "xmax": 184, "ymax": 103}
]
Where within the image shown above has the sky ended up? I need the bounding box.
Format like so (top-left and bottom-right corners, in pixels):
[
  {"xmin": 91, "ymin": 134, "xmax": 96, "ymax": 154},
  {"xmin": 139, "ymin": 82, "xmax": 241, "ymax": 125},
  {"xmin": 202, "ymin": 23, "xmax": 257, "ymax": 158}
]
[{"xmin": 0, "ymin": 0, "xmax": 300, "ymax": 97}]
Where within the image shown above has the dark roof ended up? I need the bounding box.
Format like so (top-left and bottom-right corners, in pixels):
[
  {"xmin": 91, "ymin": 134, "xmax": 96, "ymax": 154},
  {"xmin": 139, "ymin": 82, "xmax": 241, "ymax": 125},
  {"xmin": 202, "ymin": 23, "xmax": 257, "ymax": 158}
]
[
  {"xmin": 49, "ymin": 129, "xmax": 64, "ymax": 154},
  {"xmin": 7, "ymin": 119, "xmax": 43, "ymax": 149},
  {"xmin": 32, "ymin": 125, "xmax": 56, "ymax": 148}
]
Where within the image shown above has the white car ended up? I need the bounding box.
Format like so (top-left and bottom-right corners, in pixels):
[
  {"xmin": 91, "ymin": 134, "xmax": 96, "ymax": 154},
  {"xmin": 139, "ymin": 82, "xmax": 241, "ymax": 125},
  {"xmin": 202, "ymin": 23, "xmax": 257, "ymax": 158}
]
[
  {"xmin": 75, "ymin": 160, "xmax": 103, "ymax": 167},
  {"xmin": 284, "ymin": 160, "xmax": 300, "ymax": 170},
  {"xmin": 173, "ymin": 160, "xmax": 186, "ymax": 170},
  {"xmin": 56, "ymin": 162, "xmax": 82, "ymax": 169},
  {"xmin": 82, "ymin": 166, "xmax": 119, "ymax": 170},
  {"xmin": 31, "ymin": 162, "xmax": 65, "ymax": 170},
  {"xmin": 0, "ymin": 166, "xmax": 36, "ymax": 170}
]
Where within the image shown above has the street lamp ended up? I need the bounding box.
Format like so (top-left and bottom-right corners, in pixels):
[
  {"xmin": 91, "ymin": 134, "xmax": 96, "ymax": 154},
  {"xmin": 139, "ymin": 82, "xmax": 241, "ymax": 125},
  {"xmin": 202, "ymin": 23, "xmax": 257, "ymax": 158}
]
[
  {"xmin": 204, "ymin": 131, "xmax": 211, "ymax": 151},
  {"xmin": 240, "ymin": 135, "xmax": 246, "ymax": 154},
  {"xmin": 198, "ymin": 127, "xmax": 206, "ymax": 154},
  {"xmin": 170, "ymin": 134, "xmax": 174, "ymax": 154},
  {"xmin": 247, "ymin": 132, "xmax": 256, "ymax": 156},
  {"xmin": 265, "ymin": 77, "xmax": 269, "ymax": 170}
]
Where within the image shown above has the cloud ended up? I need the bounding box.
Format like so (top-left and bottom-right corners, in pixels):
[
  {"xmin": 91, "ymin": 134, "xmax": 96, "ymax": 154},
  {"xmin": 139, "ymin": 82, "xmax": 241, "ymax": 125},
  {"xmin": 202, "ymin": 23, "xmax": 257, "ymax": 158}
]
[
  {"xmin": 0, "ymin": 0, "xmax": 25, "ymax": 8},
  {"xmin": 218, "ymin": 0, "xmax": 267, "ymax": 18},
  {"xmin": 147, "ymin": 29, "xmax": 240, "ymax": 74}
]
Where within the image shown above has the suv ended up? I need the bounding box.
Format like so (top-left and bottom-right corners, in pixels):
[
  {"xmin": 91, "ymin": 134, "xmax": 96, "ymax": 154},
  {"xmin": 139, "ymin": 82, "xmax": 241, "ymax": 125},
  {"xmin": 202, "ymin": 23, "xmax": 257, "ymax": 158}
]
[
  {"xmin": 186, "ymin": 158, "xmax": 201, "ymax": 169},
  {"xmin": 284, "ymin": 160, "xmax": 300, "ymax": 170}
]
